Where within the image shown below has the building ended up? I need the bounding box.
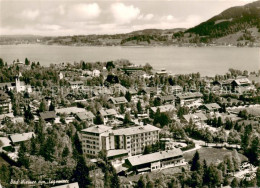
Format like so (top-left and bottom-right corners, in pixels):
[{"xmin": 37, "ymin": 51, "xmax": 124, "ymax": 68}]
[
  {"xmin": 69, "ymin": 81, "xmax": 84, "ymax": 89},
  {"xmin": 40, "ymin": 111, "xmax": 56, "ymax": 122},
  {"xmin": 98, "ymin": 109, "xmax": 117, "ymax": 124},
  {"xmin": 150, "ymin": 104, "xmax": 176, "ymax": 114},
  {"xmin": 0, "ymin": 90, "xmax": 12, "ymax": 114},
  {"xmin": 202, "ymin": 103, "xmax": 221, "ymax": 112},
  {"xmin": 81, "ymin": 124, "xmax": 161, "ymax": 157},
  {"xmin": 183, "ymin": 112, "xmax": 208, "ymax": 124},
  {"xmin": 156, "ymin": 95, "xmax": 176, "ymax": 104},
  {"xmin": 81, "ymin": 125, "xmax": 113, "ymax": 156},
  {"xmin": 125, "ymin": 149, "xmax": 185, "ymax": 173},
  {"xmin": 76, "ymin": 111, "xmax": 95, "ymax": 124},
  {"xmin": 110, "ymin": 124, "xmax": 160, "ymax": 156},
  {"xmin": 9, "ymin": 132, "xmax": 35, "ymax": 145},
  {"xmin": 176, "ymin": 92, "xmax": 203, "ymax": 106},
  {"xmin": 109, "ymin": 97, "xmax": 128, "ymax": 106}
]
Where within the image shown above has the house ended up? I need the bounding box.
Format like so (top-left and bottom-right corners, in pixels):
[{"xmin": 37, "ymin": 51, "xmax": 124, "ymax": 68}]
[
  {"xmin": 231, "ymin": 78, "xmax": 255, "ymax": 94},
  {"xmin": 92, "ymin": 69, "xmax": 101, "ymax": 77},
  {"xmin": 125, "ymin": 149, "xmax": 185, "ymax": 173},
  {"xmin": 9, "ymin": 132, "xmax": 35, "ymax": 145},
  {"xmin": 76, "ymin": 111, "xmax": 95, "ymax": 124},
  {"xmin": 0, "ymin": 90, "xmax": 12, "ymax": 113},
  {"xmin": 40, "ymin": 111, "xmax": 56, "ymax": 122},
  {"xmin": 176, "ymin": 92, "xmax": 203, "ymax": 106},
  {"xmin": 169, "ymin": 85, "xmax": 183, "ymax": 95},
  {"xmin": 156, "ymin": 68, "xmax": 168, "ymax": 75},
  {"xmin": 128, "ymin": 88, "xmax": 138, "ymax": 95},
  {"xmin": 0, "ymin": 82, "xmax": 16, "ymax": 91},
  {"xmin": 69, "ymin": 81, "xmax": 84, "ymax": 89},
  {"xmin": 56, "ymin": 107, "xmax": 86, "ymax": 115},
  {"xmin": 156, "ymin": 95, "xmax": 176, "ymax": 104},
  {"xmin": 183, "ymin": 112, "xmax": 208, "ymax": 124},
  {"xmin": 81, "ymin": 124, "xmax": 160, "ymax": 157},
  {"xmin": 109, "ymin": 97, "xmax": 128, "ymax": 106},
  {"xmin": 202, "ymin": 103, "xmax": 221, "ymax": 112},
  {"xmin": 113, "ymin": 84, "xmax": 127, "ymax": 95},
  {"xmin": 98, "ymin": 109, "xmax": 117, "ymax": 124},
  {"xmin": 150, "ymin": 104, "xmax": 176, "ymax": 114}
]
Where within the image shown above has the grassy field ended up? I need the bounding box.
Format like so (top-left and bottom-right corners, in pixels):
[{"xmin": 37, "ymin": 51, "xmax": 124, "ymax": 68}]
[{"xmin": 183, "ymin": 147, "xmax": 247, "ymax": 165}]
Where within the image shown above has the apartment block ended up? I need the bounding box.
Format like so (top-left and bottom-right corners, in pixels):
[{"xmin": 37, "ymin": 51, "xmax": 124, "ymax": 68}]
[{"xmin": 81, "ymin": 124, "xmax": 160, "ymax": 157}]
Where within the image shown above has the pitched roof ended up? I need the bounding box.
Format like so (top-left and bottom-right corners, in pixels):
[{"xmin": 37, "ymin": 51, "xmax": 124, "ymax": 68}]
[
  {"xmin": 112, "ymin": 124, "xmax": 160, "ymax": 136},
  {"xmin": 110, "ymin": 97, "xmax": 128, "ymax": 104},
  {"xmin": 40, "ymin": 111, "xmax": 56, "ymax": 120},
  {"xmin": 127, "ymin": 149, "xmax": 183, "ymax": 167},
  {"xmin": 233, "ymin": 78, "xmax": 251, "ymax": 86},
  {"xmin": 158, "ymin": 95, "xmax": 176, "ymax": 101},
  {"xmin": 183, "ymin": 113, "xmax": 208, "ymax": 122},
  {"xmin": 81, "ymin": 125, "xmax": 112, "ymax": 134},
  {"xmin": 204, "ymin": 103, "xmax": 221, "ymax": 110},
  {"xmin": 76, "ymin": 111, "xmax": 95, "ymax": 121},
  {"xmin": 150, "ymin": 104, "xmax": 176, "ymax": 113},
  {"xmin": 176, "ymin": 92, "xmax": 203, "ymax": 99},
  {"xmin": 56, "ymin": 107, "xmax": 86, "ymax": 114},
  {"xmin": 10, "ymin": 132, "xmax": 35, "ymax": 143},
  {"xmin": 99, "ymin": 109, "xmax": 117, "ymax": 116}
]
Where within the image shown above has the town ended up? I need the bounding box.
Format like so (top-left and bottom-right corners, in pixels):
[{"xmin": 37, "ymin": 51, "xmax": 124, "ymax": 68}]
[{"xmin": 0, "ymin": 58, "xmax": 259, "ymax": 188}]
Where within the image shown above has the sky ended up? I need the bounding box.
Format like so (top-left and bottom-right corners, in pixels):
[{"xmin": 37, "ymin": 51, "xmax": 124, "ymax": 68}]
[{"xmin": 0, "ymin": 0, "xmax": 258, "ymax": 36}]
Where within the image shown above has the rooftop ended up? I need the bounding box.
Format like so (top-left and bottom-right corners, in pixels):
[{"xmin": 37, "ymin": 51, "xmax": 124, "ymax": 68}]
[
  {"xmin": 10, "ymin": 132, "xmax": 35, "ymax": 143},
  {"xmin": 151, "ymin": 104, "xmax": 176, "ymax": 113},
  {"xmin": 176, "ymin": 92, "xmax": 203, "ymax": 99},
  {"xmin": 127, "ymin": 149, "xmax": 183, "ymax": 166},
  {"xmin": 112, "ymin": 124, "xmax": 160, "ymax": 136},
  {"xmin": 81, "ymin": 125, "xmax": 112, "ymax": 134}
]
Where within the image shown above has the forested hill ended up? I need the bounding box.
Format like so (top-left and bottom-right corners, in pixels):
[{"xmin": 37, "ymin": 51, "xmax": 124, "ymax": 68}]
[{"xmin": 186, "ymin": 0, "xmax": 260, "ymax": 38}]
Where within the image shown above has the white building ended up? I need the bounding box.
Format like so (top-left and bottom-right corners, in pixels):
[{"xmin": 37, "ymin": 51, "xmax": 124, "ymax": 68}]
[{"xmin": 81, "ymin": 124, "xmax": 161, "ymax": 157}]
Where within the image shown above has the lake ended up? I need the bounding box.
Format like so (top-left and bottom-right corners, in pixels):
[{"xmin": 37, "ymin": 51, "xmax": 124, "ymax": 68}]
[{"xmin": 0, "ymin": 44, "xmax": 259, "ymax": 76}]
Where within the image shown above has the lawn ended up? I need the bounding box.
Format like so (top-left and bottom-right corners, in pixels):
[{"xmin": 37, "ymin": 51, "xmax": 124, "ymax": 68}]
[{"xmin": 183, "ymin": 147, "xmax": 247, "ymax": 165}]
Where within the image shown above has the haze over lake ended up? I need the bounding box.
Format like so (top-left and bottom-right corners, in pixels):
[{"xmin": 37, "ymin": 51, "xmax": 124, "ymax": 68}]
[{"xmin": 0, "ymin": 44, "xmax": 259, "ymax": 76}]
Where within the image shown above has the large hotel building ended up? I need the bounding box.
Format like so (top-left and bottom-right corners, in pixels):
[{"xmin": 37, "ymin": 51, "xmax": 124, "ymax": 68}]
[{"xmin": 81, "ymin": 124, "xmax": 160, "ymax": 157}]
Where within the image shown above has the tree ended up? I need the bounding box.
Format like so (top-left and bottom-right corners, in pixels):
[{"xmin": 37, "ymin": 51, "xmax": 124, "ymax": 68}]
[
  {"xmin": 231, "ymin": 178, "xmax": 239, "ymax": 188},
  {"xmin": 124, "ymin": 111, "xmax": 131, "ymax": 124},
  {"xmin": 62, "ymin": 146, "xmax": 69, "ymax": 158},
  {"xmin": 191, "ymin": 151, "xmax": 201, "ymax": 171},
  {"xmin": 73, "ymin": 156, "xmax": 92, "ymax": 188},
  {"xmin": 39, "ymin": 100, "xmax": 47, "ymax": 112},
  {"xmin": 49, "ymin": 100, "xmax": 55, "ymax": 111},
  {"xmin": 207, "ymin": 164, "xmax": 222, "ymax": 187},
  {"xmin": 256, "ymin": 166, "xmax": 260, "ymax": 187},
  {"xmin": 137, "ymin": 100, "xmax": 142, "ymax": 113},
  {"xmin": 41, "ymin": 136, "xmax": 55, "ymax": 161},
  {"xmin": 73, "ymin": 132, "xmax": 83, "ymax": 158},
  {"xmin": 110, "ymin": 167, "xmax": 120, "ymax": 188},
  {"xmin": 95, "ymin": 114, "xmax": 104, "ymax": 125},
  {"xmin": 17, "ymin": 142, "xmax": 29, "ymax": 168},
  {"xmin": 136, "ymin": 175, "xmax": 146, "ymax": 188},
  {"xmin": 0, "ymin": 58, "xmax": 4, "ymax": 68},
  {"xmin": 106, "ymin": 61, "xmax": 115, "ymax": 71},
  {"xmin": 125, "ymin": 91, "xmax": 132, "ymax": 102},
  {"xmin": 25, "ymin": 58, "xmax": 30, "ymax": 65},
  {"xmin": 247, "ymin": 135, "xmax": 259, "ymax": 166}
]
